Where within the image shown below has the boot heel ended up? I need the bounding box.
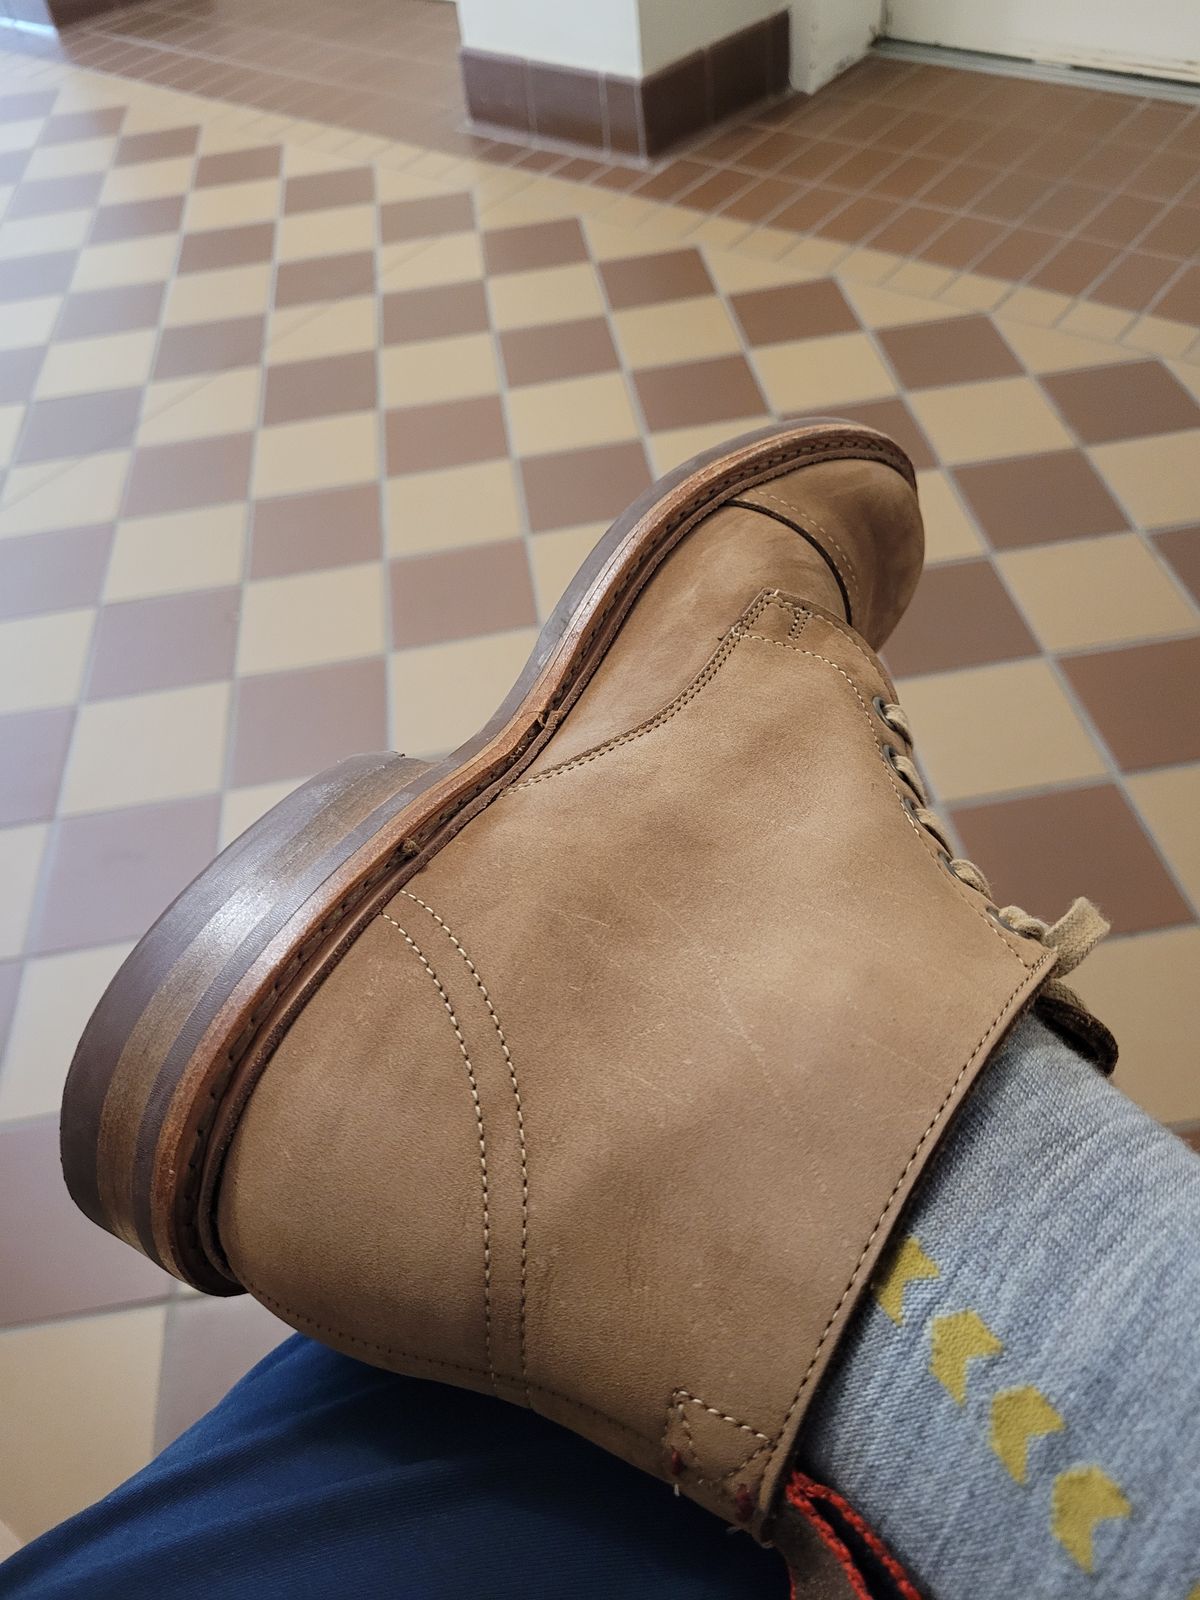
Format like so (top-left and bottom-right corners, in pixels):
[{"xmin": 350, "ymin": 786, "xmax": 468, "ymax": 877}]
[{"xmin": 61, "ymin": 752, "xmax": 430, "ymax": 1292}]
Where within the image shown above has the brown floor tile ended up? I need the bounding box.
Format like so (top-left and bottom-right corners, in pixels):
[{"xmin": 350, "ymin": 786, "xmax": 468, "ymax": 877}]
[
  {"xmin": 178, "ymin": 222, "xmax": 275, "ymax": 274},
  {"xmin": 731, "ymin": 278, "xmax": 858, "ymax": 345},
  {"xmin": 0, "ymin": 525, "xmax": 112, "ymax": 620},
  {"xmin": 263, "ymin": 350, "xmax": 378, "ymax": 426},
  {"xmin": 820, "ymin": 194, "xmax": 897, "ymax": 246},
  {"xmin": 154, "ymin": 314, "xmax": 265, "ymax": 380},
  {"xmin": 90, "ymin": 195, "xmax": 185, "ymax": 246},
  {"xmin": 1041, "ymin": 360, "xmax": 1200, "ymax": 445},
  {"xmin": 251, "ymin": 483, "xmax": 383, "ymax": 579},
  {"xmin": 919, "ymin": 215, "xmax": 1006, "ymax": 270},
  {"xmin": 0, "ymin": 347, "xmax": 43, "ymax": 407},
  {"xmin": 0, "ymin": 90, "xmax": 58, "ymax": 121},
  {"xmin": 599, "ymin": 249, "xmax": 714, "ymax": 311},
  {"xmin": 155, "ymin": 1296, "xmax": 289, "ymax": 1452},
  {"xmin": 87, "ymin": 588, "xmax": 240, "ymax": 698},
  {"xmin": 274, "ymin": 250, "xmax": 376, "ymax": 308},
  {"xmin": 0, "ymin": 707, "xmax": 74, "ymax": 826},
  {"xmin": 973, "ymin": 228, "xmax": 1059, "ymax": 281},
  {"xmin": 954, "ymin": 450, "xmax": 1129, "ymax": 550},
  {"xmin": 0, "ymin": 250, "xmax": 78, "ymax": 304},
  {"xmin": 114, "ymin": 124, "xmax": 198, "ymax": 165},
  {"xmin": 1030, "ymin": 239, "xmax": 1120, "ymax": 297},
  {"xmin": 1077, "ymin": 192, "xmax": 1163, "ymax": 247},
  {"xmin": 883, "ymin": 559, "xmax": 1038, "ymax": 676},
  {"xmin": 0, "ymin": 1117, "xmax": 170, "ymax": 1326},
  {"xmin": 722, "ymin": 177, "xmax": 797, "ymax": 224},
  {"xmin": 18, "ymin": 387, "xmax": 143, "ymax": 464},
  {"xmin": 194, "ymin": 144, "xmax": 281, "ymax": 187},
  {"xmin": 1154, "ymin": 266, "xmax": 1200, "ymax": 327},
  {"xmin": 871, "ymin": 205, "xmax": 949, "ymax": 257},
  {"xmin": 57, "ymin": 281, "xmax": 165, "ymax": 340},
  {"xmin": 29, "ymin": 794, "xmax": 221, "ymax": 954},
  {"xmin": 499, "ymin": 316, "xmax": 618, "ymax": 387},
  {"xmin": 1152, "ymin": 526, "xmax": 1200, "ymax": 606},
  {"xmin": 0, "ymin": 148, "xmax": 30, "ymax": 187},
  {"xmin": 123, "ymin": 433, "xmax": 254, "ymax": 517},
  {"xmin": 385, "ymin": 394, "xmax": 507, "ymax": 476},
  {"xmin": 391, "ymin": 539, "xmax": 537, "ymax": 649},
  {"xmin": 1089, "ymin": 252, "xmax": 1179, "ymax": 313},
  {"xmin": 380, "ymin": 190, "xmax": 473, "ymax": 245},
  {"xmin": 381, "ymin": 280, "xmax": 488, "ymax": 344},
  {"xmin": 634, "ymin": 353, "xmax": 766, "ymax": 430},
  {"xmin": 8, "ymin": 171, "xmax": 105, "ymax": 220},
  {"xmin": 951, "ymin": 784, "xmax": 1192, "ymax": 936},
  {"xmin": 878, "ymin": 315, "xmax": 1020, "ymax": 390},
  {"xmin": 1137, "ymin": 206, "xmax": 1200, "ymax": 260},
  {"xmin": 231, "ymin": 657, "xmax": 388, "ymax": 785},
  {"xmin": 804, "ymin": 396, "xmax": 936, "ymax": 471},
  {"xmin": 283, "ymin": 165, "xmax": 374, "ymax": 214},
  {"xmin": 482, "ymin": 218, "xmax": 587, "ymax": 276},
  {"xmin": 521, "ymin": 439, "xmax": 651, "ymax": 533},
  {"xmin": 771, "ymin": 185, "xmax": 850, "ymax": 233},
  {"xmin": 1062, "ymin": 638, "xmax": 1200, "ymax": 771},
  {"xmin": 1023, "ymin": 183, "xmax": 1106, "ymax": 234},
  {"xmin": 1127, "ymin": 149, "xmax": 1196, "ymax": 201},
  {"xmin": 41, "ymin": 105, "xmax": 122, "ymax": 142}
]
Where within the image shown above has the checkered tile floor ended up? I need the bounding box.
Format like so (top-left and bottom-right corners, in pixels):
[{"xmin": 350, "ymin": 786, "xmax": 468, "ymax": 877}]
[{"xmin": 0, "ymin": 35, "xmax": 1197, "ymax": 1548}]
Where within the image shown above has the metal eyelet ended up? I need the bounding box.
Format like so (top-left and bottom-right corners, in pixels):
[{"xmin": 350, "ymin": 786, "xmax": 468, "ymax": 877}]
[
  {"xmin": 936, "ymin": 849, "xmax": 959, "ymax": 879},
  {"xmin": 872, "ymin": 694, "xmax": 892, "ymax": 727},
  {"xmin": 882, "ymin": 743, "xmax": 902, "ymax": 772}
]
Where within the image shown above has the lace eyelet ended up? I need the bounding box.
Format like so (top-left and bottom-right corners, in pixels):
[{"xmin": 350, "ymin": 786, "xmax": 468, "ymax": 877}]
[
  {"xmin": 882, "ymin": 744, "xmax": 901, "ymax": 772},
  {"xmin": 936, "ymin": 850, "xmax": 959, "ymax": 880},
  {"xmin": 872, "ymin": 694, "xmax": 891, "ymax": 727}
]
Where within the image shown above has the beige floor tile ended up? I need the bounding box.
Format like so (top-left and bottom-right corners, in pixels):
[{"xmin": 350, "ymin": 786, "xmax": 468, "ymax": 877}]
[
  {"xmin": 910, "ymin": 377, "xmax": 1073, "ymax": 465},
  {"xmin": 185, "ymin": 179, "xmax": 282, "ymax": 232},
  {"xmin": 939, "ymin": 274, "xmax": 1010, "ymax": 311},
  {"xmin": 0, "ymin": 298, "xmax": 61, "ymax": 352},
  {"xmin": 106, "ymin": 505, "xmax": 246, "ymax": 601},
  {"xmin": 998, "ymin": 534, "xmax": 1198, "ymax": 651},
  {"xmin": 0, "ymin": 824, "xmax": 47, "ymax": 961},
  {"xmin": 1058, "ymin": 299, "xmax": 1135, "ymax": 342},
  {"xmin": 895, "ymin": 659, "xmax": 1107, "ymax": 802},
  {"xmin": 219, "ymin": 780, "xmax": 298, "ymax": 848},
  {"xmin": 0, "ymin": 119, "xmax": 41, "ymax": 156},
  {"xmin": 648, "ymin": 416, "xmax": 772, "ymax": 476},
  {"xmin": 238, "ymin": 561, "xmax": 385, "ymax": 675},
  {"xmin": 278, "ymin": 204, "xmax": 377, "ymax": 262},
  {"xmin": 844, "ymin": 283, "xmax": 965, "ymax": 329},
  {"xmin": 528, "ymin": 523, "xmax": 607, "ymax": 616},
  {"xmin": 1091, "ymin": 432, "xmax": 1200, "ymax": 528},
  {"xmin": 489, "ymin": 262, "xmax": 606, "ymax": 332},
  {"xmin": 916, "ymin": 469, "xmax": 985, "ymax": 563},
  {"xmin": 1167, "ymin": 360, "xmax": 1200, "ymax": 403},
  {"xmin": 0, "ymin": 1519, "xmax": 20, "ymax": 1560},
  {"xmin": 0, "ymin": 943, "xmax": 133, "ymax": 1122},
  {"xmin": 386, "ymin": 458, "xmax": 522, "ymax": 557},
  {"xmin": 754, "ymin": 331, "xmax": 897, "ymax": 413},
  {"xmin": 380, "ymin": 230, "xmax": 483, "ymax": 291},
  {"xmin": 164, "ymin": 264, "xmax": 273, "ymax": 327},
  {"xmin": 0, "ymin": 609, "xmax": 93, "ymax": 708},
  {"xmin": 613, "ymin": 297, "xmax": 740, "ymax": 368},
  {"xmin": 36, "ymin": 330, "xmax": 157, "ymax": 399},
  {"xmin": 838, "ymin": 247, "xmax": 903, "ymax": 285},
  {"xmin": 702, "ymin": 246, "xmax": 797, "ymax": 296},
  {"xmin": 1126, "ymin": 765, "xmax": 1200, "ymax": 909},
  {"xmin": 998, "ymin": 285, "xmax": 1072, "ymax": 327},
  {"xmin": 381, "ymin": 333, "xmax": 499, "ymax": 408},
  {"xmin": 0, "ymin": 1307, "xmax": 165, "ymax": 1542},
  {"xmin": 1133, "ymin": 314, "xmax": 1197, "ymax": 360},
  {"xmin": 1, "ymin": 451, "xmax": 129, "ymax": 538},
  {"xmin": 100, "ymin": 156, "xmax": 195, "ymax": 205},
  {"xmin": 506, "ymin": 371, "xmax": 638, "ymax": 456},
  {"xmin": 0, "ymin": 404, "xmax": 22, "ymax": 468},
  {"xmin": 71, "ymin": 233, "xmax": 179, "ymax": 293},
  {"xmin": 390, "ymin": 627, "xmax": 539, "ymax": 757},
  {"xmin": 996, "ymin": 319, "xmax": 1143, "ymax": 374},
  {"xmin": 0, "ymin": 210, "xmax": 91, "ymax": 261},
  {"xmin": 23, "ymin": 137, "xmax": 117, "ymax": 181},
  {"xmin": 138, "ymin": 368, "xmax": 262, "ymax": 444},
  {"xmin": 253, "ymin": 411, "xmax": 378, "ymax": 498},
  {"xmin": 1073, "ymin": 926, "xmax": 1200, "ymax": 1123},
  {"xmin": 268, "ymin": 296, "xmax": 377, "ymax": 362},
  {"xmin": 62, "ymin": 682, "xmax": 231, "ymax": 813},
  {"xmin": 779, "ymin": 236, "xmax": 847, "ymax": 276}
]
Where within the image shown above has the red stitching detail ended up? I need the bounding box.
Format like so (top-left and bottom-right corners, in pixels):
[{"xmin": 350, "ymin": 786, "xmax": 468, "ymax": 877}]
[
  {"xmin": 784, "ymin": 1476, "xmax": 873, "ymax": 1600},
  {"xmin": 789, "ymin": 1471, "xmax": 923, "ymax": 1600}
]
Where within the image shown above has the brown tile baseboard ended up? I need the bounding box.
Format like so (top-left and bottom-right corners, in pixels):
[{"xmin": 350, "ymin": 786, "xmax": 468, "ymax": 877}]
[
  {"xmin": 460, "ymin": 10, "xmax": 790, "ymax": 161},
  {"xmin": 1, "ymin": 0, "xmax": 129, "ymax": 24}
]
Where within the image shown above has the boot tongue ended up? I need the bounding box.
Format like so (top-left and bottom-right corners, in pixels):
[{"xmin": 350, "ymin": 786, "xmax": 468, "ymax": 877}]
[{"xmin": 1012, "ymin": 898, "xmax": 1118, "ymax": 1074}]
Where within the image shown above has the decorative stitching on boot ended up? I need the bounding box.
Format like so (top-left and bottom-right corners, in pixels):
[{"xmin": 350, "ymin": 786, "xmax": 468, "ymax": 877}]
[
  {"xmin": 379, "ymin": 913, "xmax": 497, "ymax": 1393},
  {"xmin": 741, "ymin": 490, "xmax": 860, "ymax": 609},
  {"xmin": 397, "ymin": 889, "xmax": 531, "ymax": 1404}
]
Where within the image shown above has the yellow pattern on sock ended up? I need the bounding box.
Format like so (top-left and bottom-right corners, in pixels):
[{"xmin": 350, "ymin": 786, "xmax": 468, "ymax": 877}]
[
  {"xmin": 872, "ymin": 1234, "xmax": 940, "ymax": 1325},
  {"xmin": 929, "ymin": 1310, "xmax": 1002, "ymax": 1403},
  {"xmin": 989, "ymin": 1386, "xmax": 1064, "ymax": 1483},
  {"xmin": 1185, "ymin": 1584, "xmax": 1200, "ymax": 1600},
  {"xmin": 1051, "ymin": 1466, "xmax": 1131, "ymax": 1572}
]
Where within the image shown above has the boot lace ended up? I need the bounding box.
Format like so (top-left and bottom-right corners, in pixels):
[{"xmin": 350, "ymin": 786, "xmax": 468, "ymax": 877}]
[{"xmin": 877, "ymin": 698, "xmax": 1108, "ymax": 1008}]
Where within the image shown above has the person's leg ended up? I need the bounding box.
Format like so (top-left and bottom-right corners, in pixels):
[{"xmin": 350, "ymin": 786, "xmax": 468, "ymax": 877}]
[
  {"xmin": 800, "ymin": 1011, "xmax": 1200, "ymax": 1600},
  {"xmin": 1, "ymin": 1335, "xmax": 785, "ymax": 1600}
]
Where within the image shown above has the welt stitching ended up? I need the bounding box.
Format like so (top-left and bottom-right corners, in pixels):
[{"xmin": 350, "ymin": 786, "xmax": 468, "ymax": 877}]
[
  {"xmin": 398, "ymin": 888, "xmax": 531, "ymax": 1404},
  {"xmin": 507, "ymin": 591, "xmax": 784, "ymax": 794},
  {"xmin": 379, "ymin": 912, "xmax": 496, "ymax": 1393},
  {"xmin": 239, "ymin": 1273, "xmax": 660, "ymax": 1452},
  {"xmin": 745, "ymin": 490, "xmax": 860, "ymax": 604},
  {"xmin": 762, "ymin": 963, "xmax": 1049, "ymax": 1493}
]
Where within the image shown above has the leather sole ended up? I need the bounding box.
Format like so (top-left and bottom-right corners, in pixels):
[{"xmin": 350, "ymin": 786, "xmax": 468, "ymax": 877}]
[{"xmin": 61, "ymin": 418, "xmax": 916, "ymax": 1291}]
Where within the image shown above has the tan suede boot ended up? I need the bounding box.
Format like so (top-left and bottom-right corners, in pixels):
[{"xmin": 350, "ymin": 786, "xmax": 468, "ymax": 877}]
[{"xmin": 61, "ymin": 420, "xmax": 1111, "ymax": 1563}]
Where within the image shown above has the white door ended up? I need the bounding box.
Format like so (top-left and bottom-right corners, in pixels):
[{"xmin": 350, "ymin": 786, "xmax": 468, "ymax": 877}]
[{"xmin": 883, "ymin": 0, "xmax": 1200, "ymax": 85}]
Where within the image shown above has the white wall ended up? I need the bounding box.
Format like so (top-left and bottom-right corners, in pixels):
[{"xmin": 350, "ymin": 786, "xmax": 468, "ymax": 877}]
[
  {"xmin": 790, "ymin": 0, "xmax": 881, "ymax": 93},
  {"xmin": 639, "ymin": 0, "xmax": 782, "ymax": 76},
  {"xmin": 456, "ymin": 0, "xmax": 643, "ymax": 77}
]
